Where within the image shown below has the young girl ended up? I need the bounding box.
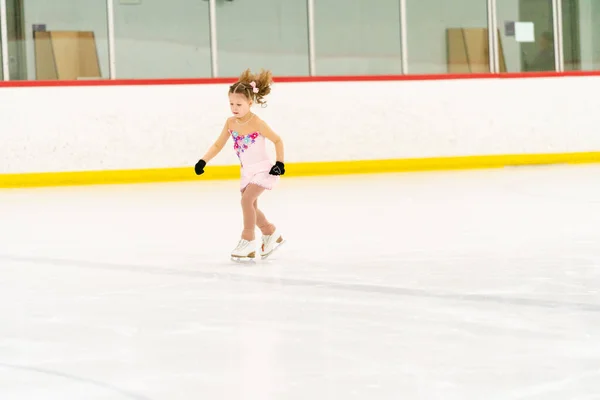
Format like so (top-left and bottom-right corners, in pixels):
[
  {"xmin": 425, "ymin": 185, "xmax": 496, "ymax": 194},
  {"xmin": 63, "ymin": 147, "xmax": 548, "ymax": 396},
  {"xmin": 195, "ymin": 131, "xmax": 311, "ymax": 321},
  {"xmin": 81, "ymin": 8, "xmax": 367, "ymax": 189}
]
[{"xmin": 194, "ymin": 69, "xmax": 285, "ymax": 261}]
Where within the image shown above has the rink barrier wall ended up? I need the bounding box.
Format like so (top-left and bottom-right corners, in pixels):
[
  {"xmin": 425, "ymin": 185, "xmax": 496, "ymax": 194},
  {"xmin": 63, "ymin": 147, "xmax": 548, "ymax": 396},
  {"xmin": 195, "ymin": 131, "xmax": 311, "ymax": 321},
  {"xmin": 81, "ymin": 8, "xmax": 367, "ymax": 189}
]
[
  {"xmin": 3, "ymin": 72, "xmax": 600, "ymax": 188},
  {"xmin": 2, "ymin": 152, "xmax": 600, "ymax": 189}
]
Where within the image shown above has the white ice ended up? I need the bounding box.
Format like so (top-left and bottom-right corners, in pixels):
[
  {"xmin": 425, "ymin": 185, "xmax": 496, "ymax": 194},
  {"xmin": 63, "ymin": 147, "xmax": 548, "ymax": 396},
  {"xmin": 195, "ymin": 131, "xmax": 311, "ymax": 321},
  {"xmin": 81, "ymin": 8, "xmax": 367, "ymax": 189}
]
[{"xmin": 1, "ymin": 165, "xmax": 600, "ymax": 400}]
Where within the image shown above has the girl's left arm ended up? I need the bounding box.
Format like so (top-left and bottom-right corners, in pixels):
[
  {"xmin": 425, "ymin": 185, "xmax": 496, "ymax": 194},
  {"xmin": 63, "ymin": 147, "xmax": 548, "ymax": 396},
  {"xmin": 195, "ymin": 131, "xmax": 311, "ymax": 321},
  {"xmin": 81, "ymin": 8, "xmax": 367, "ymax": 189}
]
[{"xmin": 259, "ymin": 120, "xmax": 284, "ymax": 163}]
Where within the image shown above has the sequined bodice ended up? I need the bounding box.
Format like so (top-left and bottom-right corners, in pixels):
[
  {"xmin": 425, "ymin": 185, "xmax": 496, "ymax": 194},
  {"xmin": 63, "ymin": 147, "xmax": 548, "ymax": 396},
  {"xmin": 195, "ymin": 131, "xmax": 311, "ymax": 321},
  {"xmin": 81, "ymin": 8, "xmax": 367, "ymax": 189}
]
[{"xmin": 229, "ymin": 130, "xmax": 270, "ymax": 167}]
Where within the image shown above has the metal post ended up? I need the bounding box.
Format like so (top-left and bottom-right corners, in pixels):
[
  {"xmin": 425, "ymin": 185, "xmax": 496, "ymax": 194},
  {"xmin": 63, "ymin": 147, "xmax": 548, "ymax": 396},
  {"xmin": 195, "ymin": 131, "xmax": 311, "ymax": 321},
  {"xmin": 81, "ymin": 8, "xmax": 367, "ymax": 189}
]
[
  {"xmin": 0, "ymin": 0, "xmax": 9, "ymax": 80},
  {"xmin": 106, "ymin": 0, "xmax": 117, "ymax": 79},
  {"xmin": 399, "ymin": 0, "xmax": 408, "ymax": 74},
  {"xmin": 208, "ymin": 0, "xmax": 218, "ymax": 77},
  {"xmin": 552, "ymin": 0, "xmax": 564, "ymax": 72},
  {"xmin": 306, "ymin": 0, "xmax": 316, "ymax": 76},
  {"xmin": 487, "ymin": 0, "xmax": 499, "ymax": 73}
]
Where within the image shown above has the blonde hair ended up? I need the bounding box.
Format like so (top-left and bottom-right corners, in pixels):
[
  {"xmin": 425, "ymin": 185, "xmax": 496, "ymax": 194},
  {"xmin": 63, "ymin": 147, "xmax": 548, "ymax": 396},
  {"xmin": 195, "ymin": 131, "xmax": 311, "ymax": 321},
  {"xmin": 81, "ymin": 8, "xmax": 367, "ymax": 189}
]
[{"xmin": 229, "ymin": 68, "xmax": 273, "ymax": 107}]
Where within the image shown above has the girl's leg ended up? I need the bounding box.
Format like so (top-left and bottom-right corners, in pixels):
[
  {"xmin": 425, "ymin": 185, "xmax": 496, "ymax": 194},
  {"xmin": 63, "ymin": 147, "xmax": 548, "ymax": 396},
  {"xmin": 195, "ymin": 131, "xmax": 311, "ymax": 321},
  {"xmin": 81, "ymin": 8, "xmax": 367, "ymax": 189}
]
[
  {"xmin": 240, "ymin": 184, "xmax": 265, "ymax": 240},
  {"xmin": 254, "ymin": 199, "xmax": 276, "ymax": 236},
  {"xmin": 254, "ymin": 197, "xmax": 283, "ymax": 257}
]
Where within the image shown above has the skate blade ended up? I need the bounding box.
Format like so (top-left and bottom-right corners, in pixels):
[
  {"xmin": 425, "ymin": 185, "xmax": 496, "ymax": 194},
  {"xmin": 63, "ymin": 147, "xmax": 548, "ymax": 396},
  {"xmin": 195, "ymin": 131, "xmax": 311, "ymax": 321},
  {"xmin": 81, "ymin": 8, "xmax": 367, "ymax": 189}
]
[
  {"xmin": 230, "ymin": 255, "xmax": 256, "ymax": 264},
  {"xmin": 261, "ymin": 240, "xmax": 286, "ymax": 260}
]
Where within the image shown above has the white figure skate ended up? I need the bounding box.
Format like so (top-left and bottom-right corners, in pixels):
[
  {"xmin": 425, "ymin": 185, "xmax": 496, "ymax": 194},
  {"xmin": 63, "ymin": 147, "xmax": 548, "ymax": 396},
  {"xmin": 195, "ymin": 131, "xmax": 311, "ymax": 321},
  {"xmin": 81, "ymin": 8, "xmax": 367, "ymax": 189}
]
[
  {"xmin": 231, "ymin": 239, "xmax": 257, "ymax": 263},
  {"xmin": 260, "ymin": 229, "xmax": 285, "ymax": 260}
]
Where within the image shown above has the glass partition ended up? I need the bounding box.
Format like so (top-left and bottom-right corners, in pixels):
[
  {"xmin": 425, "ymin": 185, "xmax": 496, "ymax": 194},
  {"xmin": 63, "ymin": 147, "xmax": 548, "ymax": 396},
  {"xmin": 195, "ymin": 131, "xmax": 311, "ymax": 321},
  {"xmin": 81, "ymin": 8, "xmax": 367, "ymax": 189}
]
[
  {"xmin": 114, "ymin": 0, "xmax": 211, "ymax": 79},
  {"xmin": 562, "ymin": 0, "xmax": 600, "ymax": 71},
  {"xmin": 2, "ymin": 0, "xmax": 584, "ymax": 80},
  {"xmin": 496, "ymin": 0, "xmax": 557, "ymax": 72},
  {"xmin": 8, "ymin": 0, "xmax": 109, "ymax": 80},
  {"xmin": 216, "ymin": 0, "xmax": 309, "ymax": 77},
  {"xmin": 315, "ymin": 0, "xmax": 402, "ymax": 75},
  {"xmin": 406, "ymin": 0, "xmax": 490, "ymax": 74}
]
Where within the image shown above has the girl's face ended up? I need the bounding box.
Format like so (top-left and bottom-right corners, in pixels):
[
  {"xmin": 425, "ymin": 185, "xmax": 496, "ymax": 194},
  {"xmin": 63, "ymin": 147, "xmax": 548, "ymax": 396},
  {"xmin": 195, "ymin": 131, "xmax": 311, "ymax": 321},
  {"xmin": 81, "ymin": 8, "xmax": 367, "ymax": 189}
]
[{"xmin": 229, "ymin": 93, "xmax": 252, "ymax": 118}]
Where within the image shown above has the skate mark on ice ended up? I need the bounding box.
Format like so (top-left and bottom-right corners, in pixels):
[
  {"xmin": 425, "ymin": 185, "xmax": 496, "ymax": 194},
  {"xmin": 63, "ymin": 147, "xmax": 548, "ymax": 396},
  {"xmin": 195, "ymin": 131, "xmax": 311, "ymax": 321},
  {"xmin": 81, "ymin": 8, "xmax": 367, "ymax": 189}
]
[
  {"xmin": 2, "ymin": 253, "xmax": 600, "ymax": 314},
  {"xmin": 0, "ymin": 362, "xmax": 154, "ymax": 400}
]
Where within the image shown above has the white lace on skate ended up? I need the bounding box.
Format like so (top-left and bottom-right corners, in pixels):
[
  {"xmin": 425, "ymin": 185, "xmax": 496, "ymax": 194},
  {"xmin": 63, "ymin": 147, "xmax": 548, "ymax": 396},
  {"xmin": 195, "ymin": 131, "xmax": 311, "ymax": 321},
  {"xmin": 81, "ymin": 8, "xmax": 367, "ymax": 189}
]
[
  {"xmin": 260, "ymin": 230, "xmax": 285, "ymax": 260},
  {"xmin": 231, "ymin": 239, "xmax": 256, "ymax": 262},
  {"xmin": 233, "ymin": 239, "xmax": 249, "ymax": 252}
]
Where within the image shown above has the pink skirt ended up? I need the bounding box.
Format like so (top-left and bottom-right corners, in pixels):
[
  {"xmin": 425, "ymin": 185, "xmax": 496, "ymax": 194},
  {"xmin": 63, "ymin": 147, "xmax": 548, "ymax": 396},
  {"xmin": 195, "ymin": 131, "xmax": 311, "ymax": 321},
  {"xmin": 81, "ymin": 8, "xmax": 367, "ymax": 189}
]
[{"xmin": 240, "ymin": 160, "xmax": 279, "ymax": 192}]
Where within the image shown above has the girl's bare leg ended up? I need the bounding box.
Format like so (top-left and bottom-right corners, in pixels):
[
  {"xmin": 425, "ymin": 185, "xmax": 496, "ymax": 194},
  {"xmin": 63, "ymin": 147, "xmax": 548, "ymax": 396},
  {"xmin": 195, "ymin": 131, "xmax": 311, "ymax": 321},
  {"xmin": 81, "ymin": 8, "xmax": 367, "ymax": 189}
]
[
  {"xmin": 254, "ymin": 199, "xmax": 276, "ymax": 236},
  {"xmin": 240, "ymin": 184, "xmax": 265, "ymax": 240}
]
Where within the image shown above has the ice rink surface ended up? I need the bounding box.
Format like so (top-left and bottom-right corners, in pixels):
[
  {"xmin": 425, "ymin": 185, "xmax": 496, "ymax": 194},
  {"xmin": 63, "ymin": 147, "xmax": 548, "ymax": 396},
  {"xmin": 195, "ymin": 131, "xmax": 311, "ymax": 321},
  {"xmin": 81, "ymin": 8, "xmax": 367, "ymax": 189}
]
[{"xmin": 1, "ymin": 164, "xmax": 600, "ymax": 399}]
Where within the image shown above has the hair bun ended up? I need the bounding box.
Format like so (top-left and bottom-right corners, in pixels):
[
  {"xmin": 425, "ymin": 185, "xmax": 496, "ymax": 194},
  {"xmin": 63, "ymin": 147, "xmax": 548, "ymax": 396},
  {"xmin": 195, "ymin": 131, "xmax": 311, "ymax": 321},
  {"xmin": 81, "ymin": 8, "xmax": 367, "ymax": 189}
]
[{"xmin": 229, "ymin": 68, "xmax": 273, "ymax": 107}]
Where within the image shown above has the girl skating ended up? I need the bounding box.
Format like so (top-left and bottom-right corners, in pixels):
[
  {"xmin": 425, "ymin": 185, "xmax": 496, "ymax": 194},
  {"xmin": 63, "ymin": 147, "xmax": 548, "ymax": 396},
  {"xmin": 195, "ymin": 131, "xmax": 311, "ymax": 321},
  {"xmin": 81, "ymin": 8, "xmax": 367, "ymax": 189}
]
[{"xmin": 194, "ymin": 69, "xmax": 285, "ymax": 262}]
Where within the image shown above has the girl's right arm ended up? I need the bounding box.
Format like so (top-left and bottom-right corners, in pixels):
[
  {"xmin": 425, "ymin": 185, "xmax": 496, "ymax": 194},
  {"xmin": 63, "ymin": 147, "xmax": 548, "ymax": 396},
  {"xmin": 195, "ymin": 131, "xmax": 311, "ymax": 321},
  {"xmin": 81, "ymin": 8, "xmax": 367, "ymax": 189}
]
[
  {"xmin": 201, "ymin": 122, "xmax": 230, "ymax": 163},
  {"xmin": 195, "ymin": 122, "xmax": 230, "ymax": 175}
]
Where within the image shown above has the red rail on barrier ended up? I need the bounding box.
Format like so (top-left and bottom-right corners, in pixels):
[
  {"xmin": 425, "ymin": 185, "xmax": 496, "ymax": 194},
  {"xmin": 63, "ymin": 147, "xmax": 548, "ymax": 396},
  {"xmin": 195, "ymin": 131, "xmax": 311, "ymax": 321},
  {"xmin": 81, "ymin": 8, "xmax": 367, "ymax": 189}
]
[{"xmin": 0, "ymin": 70, "xmax": 599, "ymax": 88}]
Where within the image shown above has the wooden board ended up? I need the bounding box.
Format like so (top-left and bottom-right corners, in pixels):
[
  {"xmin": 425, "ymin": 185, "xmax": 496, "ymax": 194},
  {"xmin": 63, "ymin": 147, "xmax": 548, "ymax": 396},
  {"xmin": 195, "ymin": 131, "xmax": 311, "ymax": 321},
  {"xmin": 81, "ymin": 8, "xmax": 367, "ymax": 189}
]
[
  {"xmin": 34, "ymin": 30, "xmax": 101, "ymax": 80},
  {"xmin": 447, "ymin": 28, "xmax": 507, "ymax": 73}
]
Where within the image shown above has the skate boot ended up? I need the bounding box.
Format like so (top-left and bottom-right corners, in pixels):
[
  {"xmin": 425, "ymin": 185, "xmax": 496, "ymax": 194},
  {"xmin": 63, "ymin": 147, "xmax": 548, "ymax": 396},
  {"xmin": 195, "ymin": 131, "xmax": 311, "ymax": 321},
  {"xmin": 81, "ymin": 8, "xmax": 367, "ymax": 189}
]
[
  {"xmin": 260, "ymin": 229, "xmax": 285, "ymax": 260},
  {"xmin": 231, "ymin": 239, "xmax": 257, "ymax": 262}
]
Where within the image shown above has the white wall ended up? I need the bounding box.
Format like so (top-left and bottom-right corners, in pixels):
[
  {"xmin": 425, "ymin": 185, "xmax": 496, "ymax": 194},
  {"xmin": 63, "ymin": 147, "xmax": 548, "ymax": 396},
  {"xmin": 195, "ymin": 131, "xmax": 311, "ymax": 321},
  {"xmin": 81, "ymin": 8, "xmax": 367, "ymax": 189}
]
[{"xmin": 2, "ymin": 76, "xmax": 600, "ymax": 175}]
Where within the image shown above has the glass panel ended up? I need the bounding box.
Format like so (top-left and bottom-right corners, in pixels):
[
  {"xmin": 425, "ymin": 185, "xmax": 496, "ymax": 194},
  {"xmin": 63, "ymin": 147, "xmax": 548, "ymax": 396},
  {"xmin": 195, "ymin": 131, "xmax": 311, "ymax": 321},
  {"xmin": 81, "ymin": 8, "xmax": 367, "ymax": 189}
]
[
  {"xmin": 497, "ymin": 0, "xmax": 556, "ymax": 72},
  {"xmin": 216, "ymin": 0, "xmax": 308, "ymax": 77},
  {"xmin": 7, "ymin": 0, "xmax": 25, "ymax": 80},
  {"xmin": 114, "ymin": 0, "xmax": 211, "ymax": 79},
  {"xmin": 315, "ymin": 0, "xmax": 402, "ymax": 75},
  {"xmin": 0, "ymin": 21, "xmax": 3, "ymax": 80},
  {"xmin": 562, "ymin": 0, "xmax": 600, "ymax": 71},
  {"xmin": 406, "ymin": 0, "xmax": 489, "ymax": 74},
  {"xmin": 8, "ymin": 0, "xmax": 109, "ymax": 80}
]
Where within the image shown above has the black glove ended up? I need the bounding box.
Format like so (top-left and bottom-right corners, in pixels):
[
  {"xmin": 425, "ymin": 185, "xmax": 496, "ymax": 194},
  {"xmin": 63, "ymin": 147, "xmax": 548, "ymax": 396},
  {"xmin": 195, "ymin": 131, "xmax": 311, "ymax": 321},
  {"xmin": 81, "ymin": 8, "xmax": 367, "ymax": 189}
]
[
  {"xmin": 269, "ymin": 161, "xmax": 285, "ymax": 176},
  {"xmin": 194, "ymin": 159, "xmax": 206, "ymax": 175}
]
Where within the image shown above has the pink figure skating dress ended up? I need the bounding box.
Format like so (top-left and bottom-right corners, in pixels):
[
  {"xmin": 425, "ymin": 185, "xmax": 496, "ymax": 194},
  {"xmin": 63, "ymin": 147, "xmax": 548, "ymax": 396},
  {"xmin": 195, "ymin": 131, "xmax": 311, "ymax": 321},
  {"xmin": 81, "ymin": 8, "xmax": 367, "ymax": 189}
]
[{"xmin": 229, "ymin": 129, "xmax": 279, "ymax": 192}]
